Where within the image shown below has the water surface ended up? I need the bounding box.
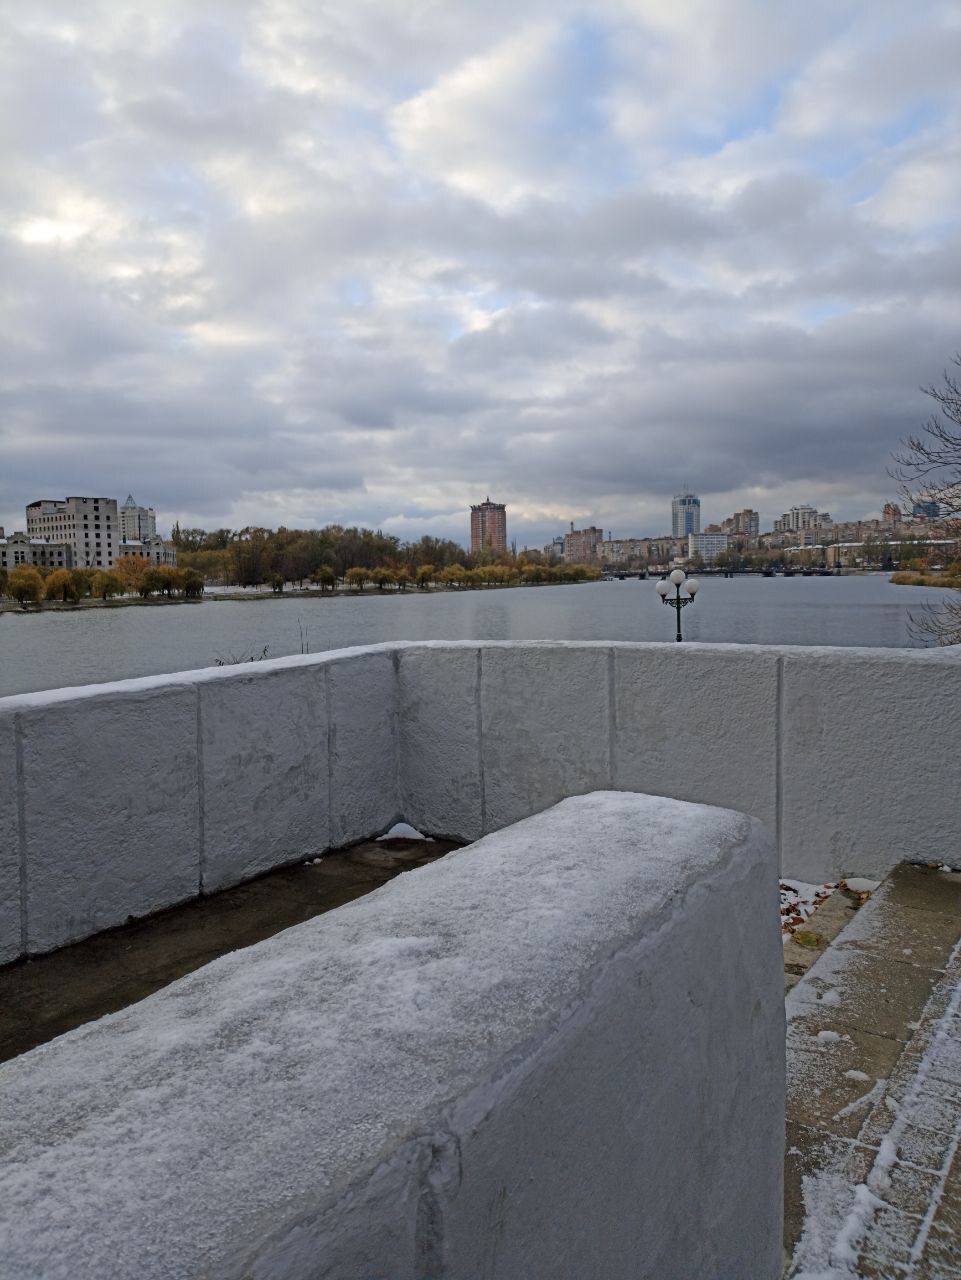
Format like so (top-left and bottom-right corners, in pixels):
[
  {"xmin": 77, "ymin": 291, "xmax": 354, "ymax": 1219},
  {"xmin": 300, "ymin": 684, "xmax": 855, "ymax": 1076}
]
[{"xmin": 0, "ymin": 574, "xmax": 948, "ymax": 698}]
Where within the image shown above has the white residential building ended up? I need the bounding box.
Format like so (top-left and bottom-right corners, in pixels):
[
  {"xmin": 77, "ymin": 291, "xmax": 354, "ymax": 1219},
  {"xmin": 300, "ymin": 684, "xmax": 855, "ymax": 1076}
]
[
  {"xmin": 773, "ymin": 505, "xmax": 832, "ymax": 534},
  {"xmin": 118, "ymin": 536, "xmax": 177, "ymax": 566},
  {"xmin": 0, "ymin": 531, "xmax": 73, "ymax": 571},
  {"xmin": 688, "ymin": 532, "xmax": 729, "ymax": 562},
  {"xmin": 26, "ymin": 497, "xmax": 119, "ymax": 569},
  {"xmin": 118, "ymin": 495, "xmax": 157, "ymax": 543}
]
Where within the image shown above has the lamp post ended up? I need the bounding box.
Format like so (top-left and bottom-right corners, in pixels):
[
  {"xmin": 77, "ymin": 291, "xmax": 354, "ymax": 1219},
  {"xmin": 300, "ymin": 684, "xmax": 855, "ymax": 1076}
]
[{"xmin": 656, "ymin": 568, "xmax": 699, "ymax": 642}]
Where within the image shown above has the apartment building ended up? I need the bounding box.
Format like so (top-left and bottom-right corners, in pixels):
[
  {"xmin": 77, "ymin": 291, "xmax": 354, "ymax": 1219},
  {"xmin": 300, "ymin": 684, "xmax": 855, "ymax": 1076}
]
[
  {"xmin": 773, "ymin": 505, "xmax": 832, "ymax": 534},
  {"xmin": 470, "ymin": 498, "xmax": 507, "ymax": 554},
  {"xmin": 688, "ymin": 532, "xmax": 729, "ymax": 562},
  {"xmin": 564, "ymin": 524, "xmax": 604, "ymax": 563},
  {"xmin": 26, "ymin": 497, "xmax": 119, "ymax": 569},
  {"xmin": 118, "ymin": 495, "xmax": 157, "ymax": 543},
  {"xmin": 118, "ymin": 536, "xmax": 178, "ymax": 566},
  {"xmin": 720, "ymin": 509, "xmax": 760, "ymax": 540},
  {"xmin": 0, "ymin": 531, "xmax": 73, "ymax": 572}
]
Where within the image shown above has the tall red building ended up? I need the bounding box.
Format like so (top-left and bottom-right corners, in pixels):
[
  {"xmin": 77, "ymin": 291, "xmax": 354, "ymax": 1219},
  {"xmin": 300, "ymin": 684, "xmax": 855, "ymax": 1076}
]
[{"xmin": 470, "ymin": 497, "xmax": 507, "ymax": 554}]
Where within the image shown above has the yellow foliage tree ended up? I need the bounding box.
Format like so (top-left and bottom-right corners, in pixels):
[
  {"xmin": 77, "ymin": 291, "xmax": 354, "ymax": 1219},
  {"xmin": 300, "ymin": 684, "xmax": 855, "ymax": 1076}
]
[
  {"xmin": 111, "ymin": 555, "xmax": 147, "ymax": 593},
  {"xmin": 9, "ymin": 565, "xmax": 43, "ymax": 607},
  {"xmin": 44, "ymin": 568, "xmax": 78, "ymax": 602}
]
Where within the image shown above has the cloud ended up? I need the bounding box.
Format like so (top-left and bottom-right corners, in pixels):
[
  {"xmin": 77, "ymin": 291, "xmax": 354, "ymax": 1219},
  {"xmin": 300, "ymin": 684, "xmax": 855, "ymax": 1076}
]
[{"xmin": 1, "ymin": 0, "xmax": 960, "ymax": 548}]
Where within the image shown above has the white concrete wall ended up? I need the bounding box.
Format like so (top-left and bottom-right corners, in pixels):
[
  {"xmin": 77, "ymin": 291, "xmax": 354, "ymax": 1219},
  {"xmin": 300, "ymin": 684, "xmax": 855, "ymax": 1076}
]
[
  {"xmin": 1, "ymin": 641, "xmax": 958, "ymax": 961},
  {"xmin": 0, "ymin": 645, "xmax": 399, "ymax": 962},
  {"xmin": 0, "ymin": 792, "xmax": 785, "ymax": 1280}
]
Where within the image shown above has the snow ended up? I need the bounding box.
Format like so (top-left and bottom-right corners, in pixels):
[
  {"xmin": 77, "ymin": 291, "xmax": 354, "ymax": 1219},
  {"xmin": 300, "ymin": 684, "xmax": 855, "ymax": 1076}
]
[
  {"xmin": 0, "ymin": 791, "xmax": 777, "ymax": 1280},
  {"xmin": 841, "ymin": 877, "xmax": 880, "ymax": 894},
  {"xmin": 376, "ymin": 822, "xmax": 432, "ymax": 841},
  {"xmin": 781, "ymin": 878, "xmax": 836, "ymax": 940},
  {"xmin": 788, "ymin": 920, "xmax": 961, "ymax": 1277}
]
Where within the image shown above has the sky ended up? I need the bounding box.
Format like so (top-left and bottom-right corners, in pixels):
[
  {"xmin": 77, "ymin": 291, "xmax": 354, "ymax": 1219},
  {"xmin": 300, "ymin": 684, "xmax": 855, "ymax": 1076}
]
[{"xmin": 2, "ymin": 1, "xmax": 960, "ymax": 549}]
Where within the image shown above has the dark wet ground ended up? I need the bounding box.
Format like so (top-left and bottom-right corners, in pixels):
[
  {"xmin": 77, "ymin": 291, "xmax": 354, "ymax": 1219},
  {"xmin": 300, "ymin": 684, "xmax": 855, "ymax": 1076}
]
[{"xmin": 0, "ymin": 837, "xmax": 459, "ymax": 1064}]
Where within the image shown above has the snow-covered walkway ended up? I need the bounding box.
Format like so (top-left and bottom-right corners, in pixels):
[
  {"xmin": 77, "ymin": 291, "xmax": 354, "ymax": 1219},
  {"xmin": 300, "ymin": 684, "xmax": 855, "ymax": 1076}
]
[{"xmin": 785, "ymin": 864, "xmax": 961, "ymax": 1278}]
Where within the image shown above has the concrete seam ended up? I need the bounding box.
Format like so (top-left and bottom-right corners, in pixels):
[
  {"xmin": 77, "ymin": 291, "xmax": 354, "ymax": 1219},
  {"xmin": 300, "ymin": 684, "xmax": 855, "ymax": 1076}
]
[
  {"xmin": 14, "ymin": 713, "xmax": 28, "ymax": 955},
  {"xmin": 325, "ymin": 663, "xmax": 334, "ymax": 847},
  {"xmin": 607, "ymin": 646, "xmax": 616, "ymax": 789},
  {"xmin": 391, "ymin": 648, "xmax": 401, "ymax": 825},
  {"xmin": 476, "ymin": 647, "xmax": 486, "ymax": 834},
  {"xmin": 195, "ymin": 688, "xmax": 206, "ymax": 894},
  {"xmin": 775, "ymin": 654, "xmax": 784, "ymax": 868}
]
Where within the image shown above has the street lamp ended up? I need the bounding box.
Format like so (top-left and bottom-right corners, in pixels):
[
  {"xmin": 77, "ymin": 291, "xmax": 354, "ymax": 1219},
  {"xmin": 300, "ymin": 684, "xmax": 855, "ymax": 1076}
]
[{"xmin": 656, "ymin": 568, "xmax": 699, "ymax": 642}]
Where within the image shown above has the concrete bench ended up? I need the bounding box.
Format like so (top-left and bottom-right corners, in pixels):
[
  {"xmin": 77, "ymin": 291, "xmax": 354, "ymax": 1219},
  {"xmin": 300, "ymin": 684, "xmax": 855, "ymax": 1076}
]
[{"xmin": 0, "ymin": 791, "xmax": 784, "ymax": 1279}]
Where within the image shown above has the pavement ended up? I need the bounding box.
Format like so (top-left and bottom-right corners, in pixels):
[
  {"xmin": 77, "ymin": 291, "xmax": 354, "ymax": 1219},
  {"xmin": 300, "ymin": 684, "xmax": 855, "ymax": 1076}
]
[{"xmin": 785, "ymin": 864, "xmax": 961, "ymax": 1278}]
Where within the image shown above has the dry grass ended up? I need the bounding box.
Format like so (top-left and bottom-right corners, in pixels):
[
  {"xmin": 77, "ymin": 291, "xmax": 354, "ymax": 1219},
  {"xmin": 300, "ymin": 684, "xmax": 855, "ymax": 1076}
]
[{"xmin": 890, "ymin": 570, "xmax": 961, "ymax": 588}]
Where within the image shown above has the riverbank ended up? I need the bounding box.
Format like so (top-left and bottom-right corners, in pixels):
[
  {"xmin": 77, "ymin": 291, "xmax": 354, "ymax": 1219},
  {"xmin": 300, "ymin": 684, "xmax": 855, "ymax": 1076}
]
[
  {"xmin": 889, "ymin": 570, "xmax": 961, "ymax": 588},
  {"xmin": 0, "ymin": 578, "xmax": 600, "ymax": 615}
]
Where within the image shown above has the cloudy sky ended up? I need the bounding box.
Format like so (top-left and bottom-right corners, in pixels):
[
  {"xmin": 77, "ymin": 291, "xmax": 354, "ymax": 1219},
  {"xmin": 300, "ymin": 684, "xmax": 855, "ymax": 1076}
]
[{"xmin": 2, "ymin": 1, "xmax": 960, "ymax": 548}]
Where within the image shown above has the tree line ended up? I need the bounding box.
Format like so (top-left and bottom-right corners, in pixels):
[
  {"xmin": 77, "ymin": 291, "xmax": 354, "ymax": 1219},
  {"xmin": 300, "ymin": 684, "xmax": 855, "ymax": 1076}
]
[
  {"xmin": 169, "ymin": 523, "xmax": 600, "ymax": 590},
  {"xmin": 0, "ymin": 558, "xmax": 204, "ymax": 608}
]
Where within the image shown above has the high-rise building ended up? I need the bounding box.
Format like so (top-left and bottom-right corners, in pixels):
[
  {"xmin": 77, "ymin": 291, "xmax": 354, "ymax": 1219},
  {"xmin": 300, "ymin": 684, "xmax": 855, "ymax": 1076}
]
[
  {"xmin": 688, "ymin": 532, "xmax": 729, "ymax": 562},
  {"xmin": 564, "ymin": 524, "xmax": 604, "ymax": 563},
  {"xmin": 26, "ymin": 497, "xmax": 119, "ymax": 569},
  {"xmin": 912, "ymin": 500, "xmax": 941, "ymax": 519},
  {"xmin": 118, "ymin": 494, "xmax": 157, "ymax": 542},
  {"xmin": 470, "ymin": 497, "xmax": 507, "ymax": 554},
  {"xmin": 720, "ymin": 509, "xmax": 760, "ymax": 540},
  {"xmin": 773, "ymin": 505, "xmax": 832, "ymax": 534},
  {"xmin": 671, "ymin": 493, "xmax": 701, "ymax": 539}
]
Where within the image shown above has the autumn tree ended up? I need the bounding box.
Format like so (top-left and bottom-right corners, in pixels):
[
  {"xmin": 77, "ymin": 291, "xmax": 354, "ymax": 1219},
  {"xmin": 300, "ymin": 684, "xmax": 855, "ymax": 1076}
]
[
  {"xmin": 90, "ymin": 571, "xmax": 124, "ymax": 600},
  {"xmin": 69, "ymin": 568, "xmax": 95, "ymax": 598},
  {"xmin": 181, "ymin": 569, "xmax": 205, "ymax": 598},
  {"xmin": 9, "ymin": 565, "xmax": 43, "ymax": 607},
  {"xmin": 112, "ymin": 555, "xmax": 147, "ymax": 594},
  {"xmin": 345, "ymin": 567, "xmax": 372, "ymax": 592},
  {"xmin": 44, "ymin": 568, "xmax": 79, "ymax": 603}
]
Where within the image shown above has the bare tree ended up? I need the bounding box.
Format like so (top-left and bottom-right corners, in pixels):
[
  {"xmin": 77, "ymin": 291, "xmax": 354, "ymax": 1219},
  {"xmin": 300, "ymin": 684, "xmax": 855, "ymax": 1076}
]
[{"xmin": 892, "ymin": 355, "xmax": 961, "ymax": 645}]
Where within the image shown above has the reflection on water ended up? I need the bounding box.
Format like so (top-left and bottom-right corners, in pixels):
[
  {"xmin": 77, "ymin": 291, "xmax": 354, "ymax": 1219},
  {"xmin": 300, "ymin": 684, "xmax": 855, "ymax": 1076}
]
[{"xmin": 0, "ymin": 574, "xmax": 949, "ymax": 697}]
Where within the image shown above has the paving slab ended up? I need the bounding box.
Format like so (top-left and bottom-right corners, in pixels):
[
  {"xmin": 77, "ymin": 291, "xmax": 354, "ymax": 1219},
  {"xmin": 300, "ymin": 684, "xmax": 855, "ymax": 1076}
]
[{"xmin": 785, "ymin": 864, "xmax": 961, "ymax": 1279}]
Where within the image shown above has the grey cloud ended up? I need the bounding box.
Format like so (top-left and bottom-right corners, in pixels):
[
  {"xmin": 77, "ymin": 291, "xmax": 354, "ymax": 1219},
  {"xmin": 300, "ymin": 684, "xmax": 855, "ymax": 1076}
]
[{"xmin": 1, "ymin": 1, "xmax": 960, "ymax": 547}]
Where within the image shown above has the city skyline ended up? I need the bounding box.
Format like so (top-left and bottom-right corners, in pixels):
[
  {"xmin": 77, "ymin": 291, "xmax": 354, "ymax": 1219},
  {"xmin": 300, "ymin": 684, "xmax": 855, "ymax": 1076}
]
[{"xmin": 2, "ymin": 4, "xmax": 960, "ymax": 549}]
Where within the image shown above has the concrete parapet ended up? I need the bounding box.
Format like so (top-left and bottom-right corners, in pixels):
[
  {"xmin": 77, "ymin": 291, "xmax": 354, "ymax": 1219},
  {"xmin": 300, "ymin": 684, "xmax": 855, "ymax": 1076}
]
[
  {"xmin": 480, "ymin": 642, "xmax": 611, "ymax": 830},
  {"xmin": 18, "ymin": 684, "xmax": 201, "ymax": 954},
  {"xmin": 0, "ymin": 791, "xmax": 784, "ymax": 1280},
  {"xmin": 199, "ymin": 664, "xmax": 329, "ymax": 892},
  {"xmin": 1, "ymin": 640, "xmax": 957, "ymax": 960},
  {"xmin": 780, "ymin": 646, "xmax": 961, "ymax": 882},
  {"xmin": 398, "ymin": 643, "xmax": 483, "ymax": 841},
  {"xmin": 612, "ymin": 642, "xmax": 780, "ymax": 831},
  {"xmin": 0, "ymin": 710, "xmax": 20, "ymax": 963},
  {"xmin": 327, "ymin": 646, "xmax": 398, "ymax": 846}
]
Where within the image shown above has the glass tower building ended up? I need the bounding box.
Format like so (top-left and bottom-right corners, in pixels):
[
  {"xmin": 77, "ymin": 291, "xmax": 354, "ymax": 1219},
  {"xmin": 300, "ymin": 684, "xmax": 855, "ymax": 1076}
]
[{"xmin": 672, "ymin": 493, "xmax": 701, "ymax": 538}]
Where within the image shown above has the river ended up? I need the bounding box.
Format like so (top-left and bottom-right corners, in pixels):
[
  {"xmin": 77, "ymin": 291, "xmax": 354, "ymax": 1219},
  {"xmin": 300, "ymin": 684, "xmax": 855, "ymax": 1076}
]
[{"xmin": 0, "ymin": 574, "xmax": 950, "ymax": 698}]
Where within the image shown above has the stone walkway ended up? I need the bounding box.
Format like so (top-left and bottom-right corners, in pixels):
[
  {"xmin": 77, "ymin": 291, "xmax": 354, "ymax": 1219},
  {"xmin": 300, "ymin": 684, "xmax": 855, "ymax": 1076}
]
[{"xmin": 785, "ymin": 864, "xmax": 961, "ymax": 1278}]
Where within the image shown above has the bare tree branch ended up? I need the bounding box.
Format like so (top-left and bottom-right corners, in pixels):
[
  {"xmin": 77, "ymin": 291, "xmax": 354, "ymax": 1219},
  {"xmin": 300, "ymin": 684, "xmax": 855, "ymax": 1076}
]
[{"xmin": 891, "ymin": 354, "xmax": 961, "ymax": 645}]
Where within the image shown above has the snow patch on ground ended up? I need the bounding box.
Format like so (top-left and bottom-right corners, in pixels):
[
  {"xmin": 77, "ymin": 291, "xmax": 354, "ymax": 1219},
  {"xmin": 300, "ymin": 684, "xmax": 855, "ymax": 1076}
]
[
  {"xmin": 781, "ymin": 879, "xmax": 836, "ymax": 941},
  {"xmin": 377, "ymin": 822, "xmax": 433, "ymax": 841}
]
